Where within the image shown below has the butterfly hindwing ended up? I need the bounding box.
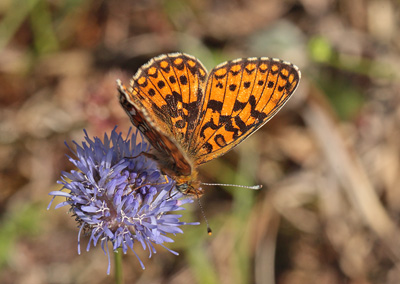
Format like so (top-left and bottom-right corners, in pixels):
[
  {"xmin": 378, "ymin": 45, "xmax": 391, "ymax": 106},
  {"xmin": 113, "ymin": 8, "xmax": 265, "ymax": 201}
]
[{"xmin": 190, "ymin": 57, "xmax": 301, "ymax": 165}]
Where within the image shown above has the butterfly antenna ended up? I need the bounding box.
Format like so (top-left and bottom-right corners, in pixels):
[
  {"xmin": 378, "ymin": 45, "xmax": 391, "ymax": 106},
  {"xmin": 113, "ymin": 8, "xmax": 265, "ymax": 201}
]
[
  {"xmin": 196, "ymin": 195, "xmax": 212, "ymax": 235},
  {"xmin": 200, "ymin": 182, "xmax": 262, "ymax": 190}
]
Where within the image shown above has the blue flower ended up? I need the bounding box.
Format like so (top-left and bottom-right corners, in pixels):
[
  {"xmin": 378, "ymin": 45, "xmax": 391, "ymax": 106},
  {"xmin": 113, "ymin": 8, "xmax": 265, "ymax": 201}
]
[{"xmin": 48, "ymin": 127, "xmax": 198, "ymax": 274}]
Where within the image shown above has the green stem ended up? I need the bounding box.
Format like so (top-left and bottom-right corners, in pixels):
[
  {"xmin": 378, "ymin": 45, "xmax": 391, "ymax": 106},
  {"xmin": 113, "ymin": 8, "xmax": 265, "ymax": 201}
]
[{"xmin": 114, "ymin": 248, "xmax": 123, "ymax": 284}]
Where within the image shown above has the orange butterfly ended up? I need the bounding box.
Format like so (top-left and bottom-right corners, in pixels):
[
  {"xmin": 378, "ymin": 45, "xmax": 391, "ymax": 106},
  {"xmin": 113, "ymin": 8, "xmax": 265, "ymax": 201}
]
[{"xmin": 118, "ymin": 53, "xmax": 300, "ymax": 196}]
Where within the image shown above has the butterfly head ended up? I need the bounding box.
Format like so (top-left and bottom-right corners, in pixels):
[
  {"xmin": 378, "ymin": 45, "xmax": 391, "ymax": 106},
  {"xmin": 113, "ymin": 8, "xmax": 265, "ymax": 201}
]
[{"xmin": 175, "ymin": 175, "xmax": 204, "ymax": 196}]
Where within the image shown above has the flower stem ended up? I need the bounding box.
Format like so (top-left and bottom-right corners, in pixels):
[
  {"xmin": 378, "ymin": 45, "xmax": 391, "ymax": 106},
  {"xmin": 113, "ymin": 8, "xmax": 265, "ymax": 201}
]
[{"xmin": 114, "ymin": 248, "xmax": 123, "ymax": 284}]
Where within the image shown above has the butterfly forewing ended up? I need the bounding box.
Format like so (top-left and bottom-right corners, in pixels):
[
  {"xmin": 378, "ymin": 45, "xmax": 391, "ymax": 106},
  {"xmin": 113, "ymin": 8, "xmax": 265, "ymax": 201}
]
[
  {"xmin": 190, "ymin": 58, "xmax": 300, "ymax": 165},
  {"xmin": 118, "ymin": 80, "xmax": 193, "ymax": 176},
  {"xmin": 127, "ymin": 53, "xmax": 207, "ymax": 150}
]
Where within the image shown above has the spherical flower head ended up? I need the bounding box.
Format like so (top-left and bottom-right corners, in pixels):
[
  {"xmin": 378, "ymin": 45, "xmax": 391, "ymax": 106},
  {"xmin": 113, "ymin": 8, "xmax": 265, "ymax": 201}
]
[{"xmin": 48, "ymin": 127, "xmax": 198, "ymax": 274}]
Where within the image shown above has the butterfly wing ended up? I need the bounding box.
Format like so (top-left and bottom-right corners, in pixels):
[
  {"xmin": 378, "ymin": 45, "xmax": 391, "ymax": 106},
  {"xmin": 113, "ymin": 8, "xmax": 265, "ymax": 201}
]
[
  {"xmin": 118, "ymin": 80, "xmax": 194, "ymax": 176},
  {"xmin": 189, "ymin": 57, "xmax": 301, "ymax": 165},
  {"xmin": 118, "ymin": 53, "xmax": 208, "ymax": 176}
]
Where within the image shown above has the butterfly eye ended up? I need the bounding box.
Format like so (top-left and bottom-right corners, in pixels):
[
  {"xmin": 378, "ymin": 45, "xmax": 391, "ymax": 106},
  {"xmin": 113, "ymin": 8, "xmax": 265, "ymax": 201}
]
[{"xmin": 176, "ymin": 183, "xmax": 188, "ymax": 193}]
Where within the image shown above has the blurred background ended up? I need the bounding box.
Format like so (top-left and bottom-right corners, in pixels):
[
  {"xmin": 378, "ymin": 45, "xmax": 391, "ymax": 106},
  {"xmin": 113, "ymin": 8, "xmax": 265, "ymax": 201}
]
[{"xmin": 1, "ymin": 0, "xmax": 400, "ymax": 283}]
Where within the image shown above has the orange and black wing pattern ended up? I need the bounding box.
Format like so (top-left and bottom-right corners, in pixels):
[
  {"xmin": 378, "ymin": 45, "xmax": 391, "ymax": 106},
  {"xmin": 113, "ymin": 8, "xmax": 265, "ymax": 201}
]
[
  {"xmin": 118, "ymin": 53, "xmax": 301, "ymax": 177},
  {"xmin": 117, "ymin": 53, "xmax": 208, "ymax": 176},
  {"xmin": 189, "ymin": 57, "xmax": 300, "ymax": 165},
  {"xmin": 118, "ymin": 80, "xmax": 193, "ymax": 176}
]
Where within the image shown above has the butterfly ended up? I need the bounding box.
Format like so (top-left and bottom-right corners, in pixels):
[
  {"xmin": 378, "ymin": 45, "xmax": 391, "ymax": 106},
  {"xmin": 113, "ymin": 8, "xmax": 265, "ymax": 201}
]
[{"xmin": 117, "ymin": 53, "xmax": 300, "ymax": 196}]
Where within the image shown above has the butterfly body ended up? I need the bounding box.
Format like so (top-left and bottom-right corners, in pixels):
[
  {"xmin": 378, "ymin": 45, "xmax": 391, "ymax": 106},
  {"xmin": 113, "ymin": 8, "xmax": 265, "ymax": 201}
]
[{"xmin": 118, "ymin": 53, "xmax": 300, "ymax": 196}]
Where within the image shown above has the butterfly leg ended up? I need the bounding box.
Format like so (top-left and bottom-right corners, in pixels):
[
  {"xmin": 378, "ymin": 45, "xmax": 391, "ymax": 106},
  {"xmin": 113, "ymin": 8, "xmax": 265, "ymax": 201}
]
[
  {"xmin": 124, "ymin": 151, "xmax": 160, "ymax": 162},
  {"xmin": 124, "ymin": 173, "xmax": 170, "ymax": 196}
]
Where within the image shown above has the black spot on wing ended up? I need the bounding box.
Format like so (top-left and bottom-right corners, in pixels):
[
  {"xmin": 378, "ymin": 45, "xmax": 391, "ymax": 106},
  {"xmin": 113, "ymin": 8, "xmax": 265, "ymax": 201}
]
[
  {"xmin": 157, "ymin": 80, "xmax": 166, "ymax": 89},
  {"xmin": 207, "ymin": 100, "xmax": 223, "ymax": 112},
  {"xmin": 229, "ymin": 84, "xmax": 237, "ymax": 91},
  {"xmin": 180, "ymin": 75, "xmax": 188, "ymax": 85},
  {"xmin": 169, "ymin": 76, "xmax": 176, "ymax": 84},
  {"xmin": 233, "ymin": 100, "xmax": 247, "ymax": 112},
  {"xmin": 268, "ymin": 81, "xmax": 274, "ymax": 88}
]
